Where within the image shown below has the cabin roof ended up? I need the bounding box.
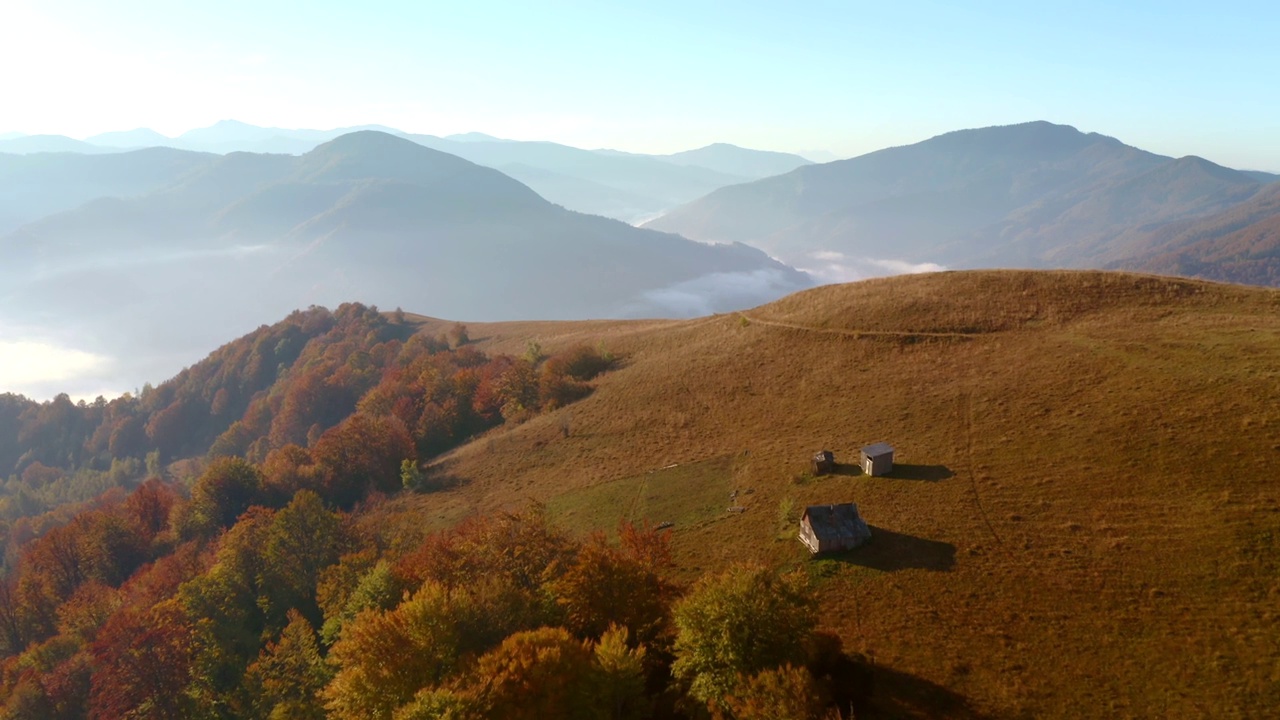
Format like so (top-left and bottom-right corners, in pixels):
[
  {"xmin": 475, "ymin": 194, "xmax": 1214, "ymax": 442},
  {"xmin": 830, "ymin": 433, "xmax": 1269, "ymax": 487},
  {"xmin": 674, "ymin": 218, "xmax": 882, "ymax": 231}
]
[
  {"xmin": 861, "ymin": 442, "xmax": 894, "ymax": 458},
  {"xmin": 802, "ymin": 503, "xmax": 867, "ymax": 540}
]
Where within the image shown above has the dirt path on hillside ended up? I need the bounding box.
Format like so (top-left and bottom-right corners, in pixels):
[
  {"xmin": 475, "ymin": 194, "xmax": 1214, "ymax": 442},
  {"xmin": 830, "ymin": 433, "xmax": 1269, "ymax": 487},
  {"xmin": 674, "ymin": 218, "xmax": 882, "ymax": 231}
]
[{"xmin": 736, "ymin": 313, "xmax": 981, "ymax": 339}]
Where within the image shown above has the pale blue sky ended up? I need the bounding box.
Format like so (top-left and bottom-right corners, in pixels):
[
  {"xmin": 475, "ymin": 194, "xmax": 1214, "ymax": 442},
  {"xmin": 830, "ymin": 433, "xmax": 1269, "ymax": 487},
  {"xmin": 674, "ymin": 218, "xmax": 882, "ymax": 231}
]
[{"xmin": 2, "ymin": 0, "xmax": 1278, "ymax": 166}]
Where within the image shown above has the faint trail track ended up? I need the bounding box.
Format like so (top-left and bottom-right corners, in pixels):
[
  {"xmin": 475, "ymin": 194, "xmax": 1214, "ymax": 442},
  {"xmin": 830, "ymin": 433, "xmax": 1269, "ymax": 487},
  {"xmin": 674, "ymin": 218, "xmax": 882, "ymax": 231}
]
[
  {"xmin": 963, "ymin": 389, "xmax": 1005, "ymax": 547},
  {"xmin": 736, "ymin": 313, "xmax": 981, "ymax": 339}
]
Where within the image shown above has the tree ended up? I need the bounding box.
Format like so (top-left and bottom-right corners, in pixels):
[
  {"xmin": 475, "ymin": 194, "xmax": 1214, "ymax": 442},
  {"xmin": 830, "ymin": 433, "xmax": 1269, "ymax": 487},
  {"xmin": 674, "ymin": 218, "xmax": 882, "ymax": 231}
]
[
  {"xmin": 587, "ymin": 625, "xmax": 650, "ymax": 720},
  {"xmin": 448, "ymin": 323, "xmax": 469, "ymax": 348},
  {"xmin": 258, "ymin": 491, "xmax": 346, "ymax": 628},
  {"xmin": 178, "ymin": 456, "xmax": 266, "ymax": 539},
  {"xmin": 322, "ymin": 582, "xmax": 466, "ymax": 720},
  {"xmin": 310, "ymin": 413, "xmax": 415, "ymax": 508},
  {"xmin": 724, "ymin": 664, "xmax": 828, "ymax": 720},
  {"xmin": 466, "ymin": 627, "xmax": 597, "ymax": 720},
  {"xmin": 243, "ymin": 610, "xmax": 331, "ymax": 720},
  {"xmin": 89, "ymin": 602, "xmax": 197, "ymax": 720},
  {"xmin": 552, "ymin": 533, "xmax": 675, "ymax": 646},
  {"xmin": 670, "ymin": 565, "xmax": 818, "ymax": 709}
]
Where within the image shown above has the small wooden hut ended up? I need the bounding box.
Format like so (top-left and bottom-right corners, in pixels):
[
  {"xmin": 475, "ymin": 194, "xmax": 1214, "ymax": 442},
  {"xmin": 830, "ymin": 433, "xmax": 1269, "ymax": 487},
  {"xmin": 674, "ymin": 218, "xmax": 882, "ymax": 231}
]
[
  {"xmin": 859, "ymin": 442, "xmax": 894, "ymax": 476},
  {"xmin": 799, "ymin": 503, "xmax": 872, "ymax": 554},
  {"xmin": 811, "ymin": 450, "xmax": 836, "ymax": 475}
]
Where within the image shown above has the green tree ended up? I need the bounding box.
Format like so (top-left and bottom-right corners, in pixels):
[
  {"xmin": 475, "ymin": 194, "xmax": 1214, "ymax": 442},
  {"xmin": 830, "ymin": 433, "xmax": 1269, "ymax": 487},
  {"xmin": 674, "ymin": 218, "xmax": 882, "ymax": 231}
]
[
  {"xmin": 670, "ymin": 564, "xmax": 818, "ymax": 709},
  {"xmin": 588, "ymin": 625, "xmax": 650, "ymax": 720},
  {"xmin": 178, "ymin": 457, "xmax": 265, "ymax": 539},
  {"xmin": 243, "ymin": 610, "xmax": 331, "ymax": 720}
]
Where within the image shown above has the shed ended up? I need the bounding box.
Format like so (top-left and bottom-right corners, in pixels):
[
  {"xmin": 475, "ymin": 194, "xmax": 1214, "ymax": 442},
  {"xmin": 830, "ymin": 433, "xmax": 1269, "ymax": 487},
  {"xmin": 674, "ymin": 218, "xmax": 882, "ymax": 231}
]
[
  {"xmin": 859, "ymin": 442, "xmax": 894, "ymax": 476},
  {"xmin": 799, "ymin": 503, "xmax": 872, "ymax": 554},
  {"xmin": 811, "ymin": 450, "xmax": 836, "ymax": 475}
]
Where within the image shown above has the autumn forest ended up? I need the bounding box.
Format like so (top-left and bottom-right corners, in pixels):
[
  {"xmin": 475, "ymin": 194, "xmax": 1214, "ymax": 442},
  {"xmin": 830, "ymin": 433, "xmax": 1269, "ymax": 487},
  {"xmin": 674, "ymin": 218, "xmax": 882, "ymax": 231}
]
[{"xmin": 0, "ymin": 304, "xmax": 857, "ymax": 719}]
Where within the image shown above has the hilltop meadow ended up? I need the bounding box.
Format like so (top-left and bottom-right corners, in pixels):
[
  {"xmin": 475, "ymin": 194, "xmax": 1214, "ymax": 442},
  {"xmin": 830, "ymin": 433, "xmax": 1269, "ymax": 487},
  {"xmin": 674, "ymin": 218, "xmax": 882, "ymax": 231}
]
[{"xmin": 0, "ymin": 270, "xmax": 1277, "ymax": 718}]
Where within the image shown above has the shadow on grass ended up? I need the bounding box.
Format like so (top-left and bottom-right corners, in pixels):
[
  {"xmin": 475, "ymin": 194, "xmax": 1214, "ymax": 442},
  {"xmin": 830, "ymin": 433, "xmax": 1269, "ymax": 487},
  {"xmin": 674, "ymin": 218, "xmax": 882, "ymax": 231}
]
[
  {"xmin": 886, "ymin": 463, "xmax": 955, "ymax": 482},
  {"xmin": 827, "ymin": 526, "xmax": 956, "ymax": 572},
  {"xmin": 829, "ymin": 463, "xmax": 863, "ymax": 477},
  {"xmin": 859, "ymin": 663, "xmax": 992, "ymax": 719},
  {"xmin": 816, "ymin": 651, "xmax": 991, "ymax": 720},
  {"xmin": 419, "ymin": 458, "xmax": 468, "ymax": 492}
]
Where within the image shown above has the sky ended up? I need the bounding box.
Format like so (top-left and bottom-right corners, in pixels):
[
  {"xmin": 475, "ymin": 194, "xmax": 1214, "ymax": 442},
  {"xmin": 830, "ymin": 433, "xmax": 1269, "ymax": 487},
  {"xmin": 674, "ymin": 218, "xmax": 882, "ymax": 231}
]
[{"xmin": 2, "ymin": 0, "xmax": 1279, "ymax": 168}]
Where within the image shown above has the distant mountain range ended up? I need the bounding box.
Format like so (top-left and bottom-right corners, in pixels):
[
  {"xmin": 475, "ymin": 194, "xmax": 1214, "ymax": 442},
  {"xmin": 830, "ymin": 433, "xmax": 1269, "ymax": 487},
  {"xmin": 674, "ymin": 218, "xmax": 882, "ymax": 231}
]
[
  {"xmin": 643, "ymin": 122, "xmax": 1280, "ymax": 285},
  {"xmin": 0, "ymin": 131, "xmax": 809, "ymax": 394},
  {"xmin": 0, "ymin": 122, "xmax": 815, "ymax": 222}
]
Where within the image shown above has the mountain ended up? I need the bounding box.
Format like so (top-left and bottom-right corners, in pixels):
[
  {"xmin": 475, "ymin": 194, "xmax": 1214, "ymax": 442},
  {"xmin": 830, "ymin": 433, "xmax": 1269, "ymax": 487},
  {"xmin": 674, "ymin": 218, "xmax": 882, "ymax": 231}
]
[
  {"xmin": 401, "ymin": 133, "xmax": 752, "ymax": 217},
  {"xmin": 1116, "ymin": 183, "xmax": 1280, "ymax": 285},
  {"xmin": 656, "ymin": 142, "xmax": 812, "ymax": 178},
  {"xmin": 0, "ymin": 147, "xmax": 217, "ymax": 234},
  {"xmin": 496, "ymin": 162, "xmax": 671, "ymax": 222},
  {"xmin": 0, "ymin": 132, "xmax": 25, "ymax": 141},
  {"xmin": 70, "ymin": 121, "xmax": 807, "ymax": 221},
  {"xmin": 0, "ymin": 134, "xmax": 113, "ymax": 154},
  {"xmin": 171, "ymin": 120, "xmax": 402, "ymax": 154},
  {"xmin": 644, "ymin": 121, "xmax": 1273, "ymax": 278},
  {"xmin": 0, "ymin": 131, "xmax": 809, "ymax": 394},
  {"xmin": 86, "ymin": 128, "xmax": 173, "ymax": 148},
  {"xmin": 446, "ymin": 131, "xmax": 512, "ymax": 143}
]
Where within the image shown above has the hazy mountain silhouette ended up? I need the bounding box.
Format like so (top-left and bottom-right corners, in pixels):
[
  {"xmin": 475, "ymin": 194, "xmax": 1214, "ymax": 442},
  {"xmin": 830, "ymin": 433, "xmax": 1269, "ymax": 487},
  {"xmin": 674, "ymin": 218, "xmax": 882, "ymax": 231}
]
[
  {"xmin": 400, "ymin": 134, "xmax": 751, "ymax": 216},
  {"xmin": 0, "ymin": 147, "xmax": 217, "ymax": 234},
  {"xmin": 86, "ymin": 128, "xmax": 173, "ymax": 148},
  {"xmin": 446, "ymin": 132, "xmax": 513, "ymax": 143},
  {"xmin": 656, "ymin": 143, "xmax": 812, "ymax": 178},
  {"xmin": 644, "ymin": 121, "xmax": 1274, "ymax": 277},
  {"xmin": 0, "ymin": 131, "xmax": 809, "ymax": 391},
  {"xmin": 0, "ymin": 134, "xmax": 112, "ymax": 154},
  {"xmin": 60, "ymin": 121, "xmax": 807, "ymax": 221}
]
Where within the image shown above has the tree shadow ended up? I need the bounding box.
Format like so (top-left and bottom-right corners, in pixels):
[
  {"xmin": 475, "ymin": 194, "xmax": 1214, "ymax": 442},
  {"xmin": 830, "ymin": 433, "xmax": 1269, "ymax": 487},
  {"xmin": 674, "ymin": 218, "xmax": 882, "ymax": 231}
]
[
  {"xmin": 859, "ymin": 663, "xmax": 994, "ymax": 719},
  {"xmin": 816, "ymin": 652, "xmax": 994, "ymax": 720},
  {"xmin": 886, "ymin": 464, "xmax": 954, "ymax": 482},
  {"xmin": 827, "ymin": 526, "xmax": 956, "ymax": 572},
  {"xmin": 418, "ymin": 458, "xmax": 468, "ymax": 492}
]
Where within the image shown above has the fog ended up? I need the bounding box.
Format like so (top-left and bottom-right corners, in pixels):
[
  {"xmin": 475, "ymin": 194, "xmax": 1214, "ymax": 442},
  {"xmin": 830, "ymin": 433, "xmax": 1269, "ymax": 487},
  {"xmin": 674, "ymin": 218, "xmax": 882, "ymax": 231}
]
[
  {"xmin": 621, "ymin": 268, "xmax": 815, "ymax": 318},
  {"xmin": 798, "ymin": 250, "xmax": 946, "ymax": 284}
]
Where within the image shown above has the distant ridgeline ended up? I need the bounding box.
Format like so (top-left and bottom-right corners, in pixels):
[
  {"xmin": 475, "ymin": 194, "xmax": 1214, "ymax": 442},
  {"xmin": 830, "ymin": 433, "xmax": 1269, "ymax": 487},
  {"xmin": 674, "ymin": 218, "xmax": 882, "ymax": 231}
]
[{"xmin": 0, "ymin": 302, "xmax": 613, "ymax": 550}]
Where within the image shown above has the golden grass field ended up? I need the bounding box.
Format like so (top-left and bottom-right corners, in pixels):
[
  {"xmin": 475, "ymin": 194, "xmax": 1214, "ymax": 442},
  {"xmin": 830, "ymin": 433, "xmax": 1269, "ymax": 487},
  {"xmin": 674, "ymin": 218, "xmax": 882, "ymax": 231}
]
[{"xmin": 387, "ymin": 270, "xmax": 1280, "ymax": 718}]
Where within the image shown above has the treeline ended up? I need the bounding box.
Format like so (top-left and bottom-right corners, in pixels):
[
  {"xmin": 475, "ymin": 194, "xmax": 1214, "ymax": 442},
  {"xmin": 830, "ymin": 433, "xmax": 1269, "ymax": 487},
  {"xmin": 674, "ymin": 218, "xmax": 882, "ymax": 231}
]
[
  {"xmin": 0, "ymin": 303, "xmax": 612, "ymax": 553},
  {"xmin": 0, "ymin": 487, "xmax": 866, "ymax": 719}
]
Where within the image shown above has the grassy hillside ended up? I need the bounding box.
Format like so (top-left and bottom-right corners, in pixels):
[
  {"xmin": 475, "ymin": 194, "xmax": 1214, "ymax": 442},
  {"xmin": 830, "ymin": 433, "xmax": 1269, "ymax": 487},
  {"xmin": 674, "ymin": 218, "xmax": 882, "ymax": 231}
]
[{"xmin": 380, "ymin": 270, "xmax": 1280, "ymax": 718}]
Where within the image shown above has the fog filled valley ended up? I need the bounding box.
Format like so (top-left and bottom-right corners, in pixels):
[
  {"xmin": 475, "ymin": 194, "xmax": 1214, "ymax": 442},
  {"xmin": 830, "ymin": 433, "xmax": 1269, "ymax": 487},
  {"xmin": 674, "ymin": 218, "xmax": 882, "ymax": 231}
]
[{"xmin": 3, "ymin": 2, "xmax": 1280, "ymax": 718}]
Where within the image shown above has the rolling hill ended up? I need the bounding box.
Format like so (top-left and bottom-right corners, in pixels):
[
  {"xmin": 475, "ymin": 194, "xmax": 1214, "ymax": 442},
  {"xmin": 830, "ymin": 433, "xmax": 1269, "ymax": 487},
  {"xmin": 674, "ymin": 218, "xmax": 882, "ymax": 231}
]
[
  {"xmin": 371, "ymin": 270, "xmax": 1280, "ymax": 717},
  {"xmin": 644, "ymin": 121, "xmax": 1276, "ymax": 280},
  {"xmin": 1, "ymin": 270, "xmax": 1276, "ymax": 716},
  {"xmin": 0, "ymin": 131, "xmax": 809, "ymax": 396}
]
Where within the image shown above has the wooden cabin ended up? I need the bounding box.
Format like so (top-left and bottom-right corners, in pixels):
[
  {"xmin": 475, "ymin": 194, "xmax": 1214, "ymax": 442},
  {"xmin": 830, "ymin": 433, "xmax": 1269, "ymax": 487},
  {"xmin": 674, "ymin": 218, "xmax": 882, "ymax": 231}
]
[{"xmin": 799, "ymin": 503, "xmax": 872, "ymax": 554}]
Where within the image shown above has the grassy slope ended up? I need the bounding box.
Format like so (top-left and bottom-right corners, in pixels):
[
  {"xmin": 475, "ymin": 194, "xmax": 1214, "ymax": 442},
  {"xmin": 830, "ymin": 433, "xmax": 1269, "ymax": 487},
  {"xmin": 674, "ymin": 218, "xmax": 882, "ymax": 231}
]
[{"xmin": 386, "ymin": 271, "xmax": 1280, "ymax": 718}]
